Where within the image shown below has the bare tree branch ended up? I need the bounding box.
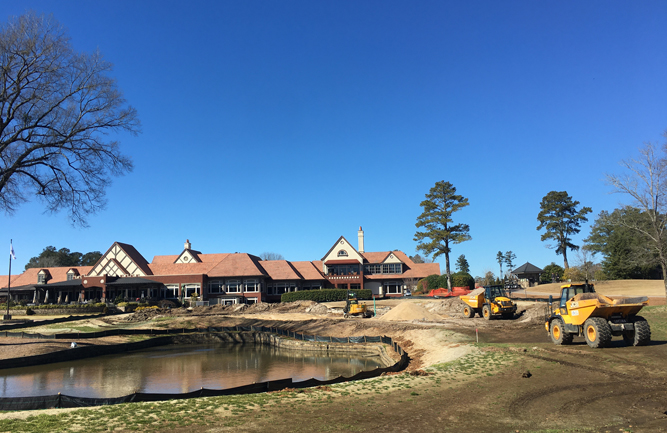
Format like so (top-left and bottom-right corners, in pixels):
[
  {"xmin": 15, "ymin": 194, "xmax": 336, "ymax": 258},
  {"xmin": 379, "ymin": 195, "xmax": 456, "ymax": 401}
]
[{"xmin": 0, "ymin": 12, "xmax": 139, "ymax": 226}]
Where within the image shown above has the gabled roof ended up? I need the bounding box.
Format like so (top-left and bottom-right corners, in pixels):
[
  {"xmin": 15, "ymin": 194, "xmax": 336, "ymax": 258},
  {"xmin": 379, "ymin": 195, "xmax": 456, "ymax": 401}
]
[
  {"xmin": 512, "ymin": 262, "xmax": 543, "ymax": 275},
  {"xmin": 174, "ymin": 249, "xmax": 202, "ymax": 263},
  {"xmin": 321, "ymin": 236, "xmax": 364, "ymax": 262},
  {"xmin": 91, "ymin": 242, "xmax": 152, "ymax": 276},
  {"xmin": 207, "ymin": 253, "xmax": 266, "ymax": 277},
  {"xmin": 361, "ymin": 252, "xmax": 391, "ymax": 264},
  {"xmin": 259, "ymin": 260, "xmax": 301, "ymax": 280},
  {"xmin": 116, "ymin": 242, "xmax": 153, "ymax": 275}
]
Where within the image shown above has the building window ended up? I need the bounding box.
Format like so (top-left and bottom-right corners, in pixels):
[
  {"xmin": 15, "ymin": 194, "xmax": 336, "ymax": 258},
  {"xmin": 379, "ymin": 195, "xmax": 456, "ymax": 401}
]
[
  {"xmin": 244, "ymin": 279, "xmax": 259, "ymax": 292},
  {"xmin": 67, "ymin": 273, "xmax": 75, "ymax": 281},
  {"xmin": 268, "ymin": 282, "xmax": 296, "ymax": 295},
  {"xmin": 38, "ymin": 274, "xmax": 46, "ymax": 284},
  {"xmin": 227, "ymin": 280, "xmax": 241, "ymax": 293},
  {"xmin": 382, "ymin": 263, "xmax": 402, "ymax": 274},
  {"xmin": 183, "ymin": 284, "xmax": 200, "ymax": 298},
  {"xmin": 385, "ymin": 282, "xmax": 401, "ymax": 294},
  {"xmin": 209, "ymin": 280, "xmax": 223, "ymax": 293},
  {"xmin": 364, "ymin": 263, "xmax": 401, "ymax": 274},
  {"xmin": 328, "ymin": 264, "xmax": 359, "ymax": 276},
  {"xmin": 164, "ymin": 284, "xmax": 179, "ymax": 298},
  {"xmin": 337, "ymin": 250, "xmax": 348, "ymax": 257}
]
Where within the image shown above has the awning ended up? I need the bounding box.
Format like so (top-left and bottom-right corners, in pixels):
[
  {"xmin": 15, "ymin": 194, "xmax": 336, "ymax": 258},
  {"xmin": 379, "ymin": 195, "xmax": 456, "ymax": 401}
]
[{"xmin": 324, "ymin": 260, "xmax": 361, "ymax": 265}]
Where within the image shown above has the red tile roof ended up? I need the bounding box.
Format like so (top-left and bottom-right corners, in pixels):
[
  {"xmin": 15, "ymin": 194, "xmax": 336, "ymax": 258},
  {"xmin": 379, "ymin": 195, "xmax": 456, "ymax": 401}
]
[
  {"xmin": 361, "ymin": 252, "xmax": 391, "ymax": 264},
  {"xmin": 2, "ymin": 266, "xmax": 93, "ymax": 288},
  {"xmin": 207, "ymin": 254, "xmax": 266, "ymax": 277},
  {"xmin": 0, "ymin": 274, "xmax": 20, "ymax": 289},
  {"xmin": 147, "ymin": 262, "xmax": 212, "ymax": 276},
  {"xmin": 259, "ymin": 260, "xmax": 301, "ymax": 280},
  {"xmin": 290, "ymin": 261, "xmax": 325, "ymax": 280}
]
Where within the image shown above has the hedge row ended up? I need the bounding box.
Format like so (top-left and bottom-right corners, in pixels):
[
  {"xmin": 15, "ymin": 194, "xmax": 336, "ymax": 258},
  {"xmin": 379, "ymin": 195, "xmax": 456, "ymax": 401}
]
[
  {"xmin": 281, "ymin": 289, "xmax": 372, "ymax": 303},
  {"xmin": 0, "ymin": 303, "xmax": 106, "ymax": 310}
]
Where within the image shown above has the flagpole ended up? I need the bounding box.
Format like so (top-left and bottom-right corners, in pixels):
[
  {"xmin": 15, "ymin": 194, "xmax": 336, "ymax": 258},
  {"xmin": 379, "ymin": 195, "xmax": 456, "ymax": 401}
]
[{"xmin": 5, "ymin": 240, "xmax": 12, "ymax": 320}]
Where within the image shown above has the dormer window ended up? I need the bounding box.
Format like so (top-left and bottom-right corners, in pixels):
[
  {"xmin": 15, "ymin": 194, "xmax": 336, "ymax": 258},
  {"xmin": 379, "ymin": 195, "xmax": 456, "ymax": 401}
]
[
  {"xmin": 337, "ymin": 250, "xmax": 348, "ymax": 257},
  {"xmin": 67, "ymin": 269, "xmax": 79, "ymax": 281},
  {"xmin": 38, "ymin": 274, "xmax": 46, "ymax": 284}
]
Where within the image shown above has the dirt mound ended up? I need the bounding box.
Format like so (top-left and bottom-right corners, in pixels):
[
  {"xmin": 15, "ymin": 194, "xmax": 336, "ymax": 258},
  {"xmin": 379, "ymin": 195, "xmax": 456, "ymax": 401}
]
[
  {"xmin": 271, "ymin": 300, "xmax": 316, "ymax": 312},
  {"xmin": 422, "ymin": 298, "xmax": 466, "ymax": 317},
  {"xmin": 518, "ymin": 302, "xmax": 547, "ymax": 324},
  {"xmin": 379, "ymin": 302, "xmax": 444, "ymax": 322},
  {"xmin": 305, "ymin": 303, "xmax": 328, "ymax": 315}
]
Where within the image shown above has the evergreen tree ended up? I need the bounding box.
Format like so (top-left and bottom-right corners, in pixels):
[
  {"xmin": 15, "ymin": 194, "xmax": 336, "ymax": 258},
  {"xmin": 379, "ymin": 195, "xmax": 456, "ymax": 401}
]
[
  {"xmin": 414, "ymin": 181, "xmax": 471, "ymax": 291},
  {"xmin": 537, "ymin": 191, "xmax": 592, "ymax": 269},
  {"xmin": 455, "ymin": 254, "xmax": 470, "ymax": 273},
  {"xmin": 25, "ymin": 246, "xmax": 101, "ymax": 270}
]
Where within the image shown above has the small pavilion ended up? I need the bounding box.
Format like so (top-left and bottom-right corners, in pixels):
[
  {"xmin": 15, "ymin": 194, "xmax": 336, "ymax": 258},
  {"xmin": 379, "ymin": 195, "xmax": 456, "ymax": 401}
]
[{"xmin": 511, "ymin": 262, "xmax": 543, "ymax": 288}]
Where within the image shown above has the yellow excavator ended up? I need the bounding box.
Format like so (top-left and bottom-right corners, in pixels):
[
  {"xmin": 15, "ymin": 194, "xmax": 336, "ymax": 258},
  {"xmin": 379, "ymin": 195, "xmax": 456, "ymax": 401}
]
[
  {"xmin": 343, "ymin": 292, "xmax": 372, "ymax": 318},
  {"xmin": 460, "ymin": 285, "xmax": 517, "ymax": 320},
  {"xmin": 545, "ymin": 283, "xmax": 651, "ymax": 348}
]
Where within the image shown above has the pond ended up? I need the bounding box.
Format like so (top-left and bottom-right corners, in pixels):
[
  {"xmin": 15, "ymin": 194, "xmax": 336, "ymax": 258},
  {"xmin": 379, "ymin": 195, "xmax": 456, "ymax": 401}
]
[{"xmin": 0, "ymin": 343, "xmax": 385, "ymax": 398}]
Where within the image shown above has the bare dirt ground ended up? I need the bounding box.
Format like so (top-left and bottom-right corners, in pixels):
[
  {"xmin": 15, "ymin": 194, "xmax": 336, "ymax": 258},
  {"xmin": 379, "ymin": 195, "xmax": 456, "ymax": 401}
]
[{"xmin": 1, "ymin": 287, "xmax": 666, "ymax": 432}]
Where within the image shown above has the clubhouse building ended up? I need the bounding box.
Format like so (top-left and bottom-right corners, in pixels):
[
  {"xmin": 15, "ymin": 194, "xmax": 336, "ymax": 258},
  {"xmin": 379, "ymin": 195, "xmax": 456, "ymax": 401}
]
[{"xmin": 1, "ymin": 228, "xmax": 440, "ymax": 305}]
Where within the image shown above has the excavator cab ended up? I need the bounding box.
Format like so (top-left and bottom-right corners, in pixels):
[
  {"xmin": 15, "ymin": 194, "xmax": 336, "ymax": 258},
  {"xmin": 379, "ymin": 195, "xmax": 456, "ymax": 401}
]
[{"xmin": 343, "ymin": 292, "xmax": 372, "ymax": 318}]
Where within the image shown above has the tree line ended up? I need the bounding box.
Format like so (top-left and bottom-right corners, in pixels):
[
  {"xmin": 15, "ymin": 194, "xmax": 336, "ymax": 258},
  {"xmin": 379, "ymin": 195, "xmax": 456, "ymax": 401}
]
[
  {"xmin": 25, "ymin": 246, "xmax": 102, "ymax": 270},
  {"xmin": 414, "ymin": 132, "xmax": 667, "ymax": 298}
]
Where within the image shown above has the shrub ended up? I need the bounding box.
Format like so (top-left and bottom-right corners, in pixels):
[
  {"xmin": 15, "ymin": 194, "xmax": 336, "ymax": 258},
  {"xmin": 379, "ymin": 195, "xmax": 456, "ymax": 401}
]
[
  {"xmin": 563, "ymin": 267, "xmax": 585, "ymax": 282},
  {"xmin": 281, "ymin": 289, "xmax": 372, "ymax": 303},
  {"xmin": 451, "ymin": 272, "xmax": 474, "ymax": 288},
  {"xmin": 421, "ymin": 274, "xmax": 441, "ymax": 292},
  {"xmin": 541, "ymin": 262, "xmax": 565, "ymax": 283},
  {"xmin": 135, "ymin": 305, "xmax": 159, "ymax": 312},
  {"xmin": 415, "ymin": 279, "xmax": 428, "ymax": 294}
]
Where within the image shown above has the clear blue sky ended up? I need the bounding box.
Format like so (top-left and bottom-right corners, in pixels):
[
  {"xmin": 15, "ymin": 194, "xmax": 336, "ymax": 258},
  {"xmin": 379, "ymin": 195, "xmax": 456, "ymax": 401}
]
[{"xmin": 2, "ymin": 1, "xmax": 666, "ymax": 278}]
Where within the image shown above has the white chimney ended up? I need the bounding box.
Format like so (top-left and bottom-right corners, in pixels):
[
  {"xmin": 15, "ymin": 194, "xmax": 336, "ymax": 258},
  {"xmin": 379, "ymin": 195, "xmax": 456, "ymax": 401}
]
[
  {"xmin": 184, "ymin": 239, "xmax": 191, "ymax": 250},
  {"xmin": 358, "ymin": 226, "xmax": 364, "ymax": 253}
]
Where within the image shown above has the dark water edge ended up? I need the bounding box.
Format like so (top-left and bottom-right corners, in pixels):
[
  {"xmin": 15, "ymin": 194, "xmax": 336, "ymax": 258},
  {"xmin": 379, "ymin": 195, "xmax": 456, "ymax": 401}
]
[{"xmin": 0, "ymin": 343, "xmax": 384, "ymax": 398}]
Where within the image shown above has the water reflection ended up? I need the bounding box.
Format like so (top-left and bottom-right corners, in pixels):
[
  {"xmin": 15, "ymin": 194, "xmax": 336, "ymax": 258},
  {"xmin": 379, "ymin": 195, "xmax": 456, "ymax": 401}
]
[{"xmin": 0, "ymin": 344, "xmax": 384, "ymax": 398}]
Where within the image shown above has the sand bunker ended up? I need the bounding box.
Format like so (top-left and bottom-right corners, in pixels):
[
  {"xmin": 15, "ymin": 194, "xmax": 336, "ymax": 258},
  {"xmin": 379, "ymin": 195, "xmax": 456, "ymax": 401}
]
[{"xmin": 378, "ymin": 302, "xmax": 444, "ymax": 322}]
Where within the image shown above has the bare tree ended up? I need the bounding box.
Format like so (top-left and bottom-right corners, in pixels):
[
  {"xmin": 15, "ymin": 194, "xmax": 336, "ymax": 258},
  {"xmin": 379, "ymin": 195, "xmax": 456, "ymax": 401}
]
[
  {"xmin": 0, "ymin": 12, "xmax": 139, "ymax": 225},
  {"xmin": 576, "ymin": 244, "xmax": 597, "ymax": 282},
  {"xmin": 403, "ymin": 277, "xmax": 419, "ymax": 293},
  {"xmin": 260, "ymin": 252, "xmax": 285, "ymax": 261},
  {"xmin": 606, "ymin": 138, "xmax": 667, "ymax": 298}
]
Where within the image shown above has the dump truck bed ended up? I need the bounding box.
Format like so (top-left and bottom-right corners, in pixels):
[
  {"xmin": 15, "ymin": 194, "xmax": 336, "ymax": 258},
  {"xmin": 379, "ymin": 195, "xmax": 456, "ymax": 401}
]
[{"xmin": 566, "ymin": 293, "xmax": 649, "ymax": 326}]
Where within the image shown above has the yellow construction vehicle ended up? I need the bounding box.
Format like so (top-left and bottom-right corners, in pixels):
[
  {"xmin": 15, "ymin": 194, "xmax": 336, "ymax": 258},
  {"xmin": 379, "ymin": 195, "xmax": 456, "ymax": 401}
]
[
  {"xmin": 460, "ymin": 285, "xmax": 517, "ymax": 320},
  {"xmin": 343, "ymin": 292, "xmax": 372, "ymax": 318},
  {"xmin": 545, "ymin": 283, "xmax": 651, "ymax": 348}
]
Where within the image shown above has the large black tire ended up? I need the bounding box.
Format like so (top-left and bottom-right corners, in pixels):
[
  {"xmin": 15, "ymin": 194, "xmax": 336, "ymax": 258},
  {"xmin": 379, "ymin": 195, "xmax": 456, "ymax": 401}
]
[
  {"xmin": 583, "ymin": 317, "xmax": 612, "ymax": 348},
  {"xmin": 462, "ymin": 304, "xmax": 475, "ymax": 318},
  {"xmin": 482, "ymin": 305, "xmax": 492, "ymax": 321},
  {"xmin": 632, "ymin": 316, "xmax": 651, "ymax": 346},
  {"xmin": 550, "ymin": 318, "xmax": 573, "ymax": 345}
]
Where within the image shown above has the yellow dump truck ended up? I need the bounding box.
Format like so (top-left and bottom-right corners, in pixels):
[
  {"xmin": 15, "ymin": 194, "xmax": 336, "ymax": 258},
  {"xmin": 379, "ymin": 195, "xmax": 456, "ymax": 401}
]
[
  {"xmin": 545, "ymin": 283, "xmax": 651, "ymax": 348},
  {"xmin": 460, "ymin": 285, "xmax": 517, "ymax": 320}
]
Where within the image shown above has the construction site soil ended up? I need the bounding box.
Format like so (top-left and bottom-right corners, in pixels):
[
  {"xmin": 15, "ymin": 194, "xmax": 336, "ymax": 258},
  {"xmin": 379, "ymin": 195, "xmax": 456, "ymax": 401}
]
[{"xmin": 1, "ymin": 297, "xmax": 666, "ymax": 432}]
